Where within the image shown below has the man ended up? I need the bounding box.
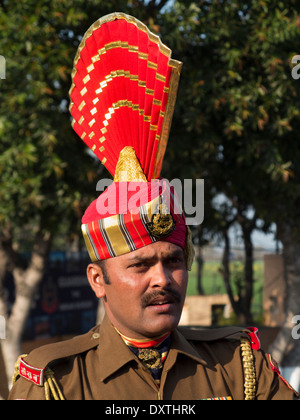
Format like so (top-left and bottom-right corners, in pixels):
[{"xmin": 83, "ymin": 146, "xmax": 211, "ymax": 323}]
[
  {"xmin": 9, "ymin": 13, "xmax": 299, "ymax": 400},
  {"xmin": 8, "ymin": 237, "xmax": 299, "ymax": 400}
]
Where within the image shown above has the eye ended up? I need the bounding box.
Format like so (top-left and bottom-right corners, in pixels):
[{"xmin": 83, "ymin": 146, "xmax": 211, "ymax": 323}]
[
  {"xmin": 172, "ymin": 257, "xmax": 181, "ymax": 263},
  {"xmin": 128, "ymin": 261, "xmax": 149, "ymax": 270},
  {"xmin": 129, "ymin": 262, "xmax": 143, "ymax": 268},
  {"xmin": 167, "ymin": 255, "xmax": 185, "ymax": 267}
]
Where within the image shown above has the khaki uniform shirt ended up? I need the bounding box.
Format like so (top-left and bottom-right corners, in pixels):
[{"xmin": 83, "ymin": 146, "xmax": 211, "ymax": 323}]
[{"xmin": 9, "ymin": 315, "xmax": 298, "ymax": 400}]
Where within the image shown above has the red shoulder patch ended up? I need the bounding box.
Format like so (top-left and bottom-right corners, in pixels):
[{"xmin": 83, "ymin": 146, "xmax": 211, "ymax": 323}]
[
  {"xmin": 19, "ymin": 357, "xmax": 45, "ymax": 386},
  {"xmin": 247, "ymin": 327, "xmax": 261, "ymax": 350},
  {"xmin": 268, "ymin": 354, "xmax": 280, "ymax": 375},
  {"xmin": 267, "ymin": 354, "xmax": 299, "ymax": 397}
]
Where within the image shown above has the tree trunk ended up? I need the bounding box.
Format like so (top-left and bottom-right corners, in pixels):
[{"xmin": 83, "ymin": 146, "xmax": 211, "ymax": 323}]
[
  {"xmin": 0, "ymin": 229, "xmax": 52, "ymax": 388},
  {"xmin": 221, "ymin": 228, "xmax": 254, "ymax": 325},
  {"xmin": 268, "ymin": 222, "xmax": 300, "ymax": 364},
  {"xmin": 240, "ymin": 222, "xmax": 254, "ymax": 325},
  {"xmin": 221, "ymin": 230, "xmax": 244, "ymax": 321},
  {"xmin": 0, "ymin": 244, "xmax": 9, "ymax": 322},
  {"xmin": 221, "ymin": 230, "xmax": 234, "ymax": 306},
  {"xmin": 0, "ymin": 244, "xmax": 9, "ymax": 399},
  {"xmin": 196, "ymin": 244, "xmax": 204, "ymax": 295}
]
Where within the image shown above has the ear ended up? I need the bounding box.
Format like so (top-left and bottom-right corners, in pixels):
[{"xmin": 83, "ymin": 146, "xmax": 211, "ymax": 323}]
[{"xmin": 87, "ymin": 263, "xmax": 107, "ymax": 299}]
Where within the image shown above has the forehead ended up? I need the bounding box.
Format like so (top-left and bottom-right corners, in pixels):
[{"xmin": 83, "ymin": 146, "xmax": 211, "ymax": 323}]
[{"xmin": 107, "ymin": 241, "xmax": 184, "ymax": 266}]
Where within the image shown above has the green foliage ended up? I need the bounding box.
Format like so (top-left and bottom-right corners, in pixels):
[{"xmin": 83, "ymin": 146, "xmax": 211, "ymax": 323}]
[
  {"xmin": 159, "ymin": 0, "xmax": 300, "ymax": 238},
  {"xmin": 0, "ymin": 0, "xmax": 176, "ymax": 247},
  {"xmin": 0, "ymin": 0, "xmax": 139, "ymax": 239},
  {"xmin": 1, "ymin": 0, "xmax": 300, "ymax": 252}
]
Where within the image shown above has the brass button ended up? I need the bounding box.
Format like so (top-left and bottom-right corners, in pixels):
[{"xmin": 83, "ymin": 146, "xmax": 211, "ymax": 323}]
[{"xmin": 92, "ymin": 333, "xmax": 100, "ymax": 340}]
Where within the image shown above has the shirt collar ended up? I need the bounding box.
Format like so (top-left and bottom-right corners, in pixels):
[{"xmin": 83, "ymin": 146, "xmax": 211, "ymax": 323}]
[
  {"xmin": 98, "ymin": 316, "xmax": 137, "ymax": 382},
  {"xmin": 97, "ymin": 316, "xmax": 207, "ymax": 382},
  {"xmin": 166, "ymin": 328, "xmax": 208, "ymax": 368}
]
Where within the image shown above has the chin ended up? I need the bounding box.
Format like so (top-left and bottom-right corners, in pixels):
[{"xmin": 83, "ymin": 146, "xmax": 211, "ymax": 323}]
[{"xmin": 146, "ymin": 315, "xmax": 181, "ymax": 337}]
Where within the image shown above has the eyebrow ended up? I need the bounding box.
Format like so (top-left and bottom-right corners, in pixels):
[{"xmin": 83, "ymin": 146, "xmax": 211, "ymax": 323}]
[{"xmin": 127, "ymin": 248, "xmax": 184, "ymax": 264}]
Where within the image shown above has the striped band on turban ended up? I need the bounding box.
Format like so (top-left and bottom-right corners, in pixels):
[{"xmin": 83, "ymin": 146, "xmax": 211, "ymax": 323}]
[{"xmin": 81, "ymin": 178, "xmax": 189, "ymax": 263}]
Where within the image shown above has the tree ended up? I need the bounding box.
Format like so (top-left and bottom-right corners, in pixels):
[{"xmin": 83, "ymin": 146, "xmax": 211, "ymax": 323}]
[
  {"xmin": 1, "ymin": 0, "xmax": 300, "ymax": 398},
  {"xmin": 0, "ymin": 0, "xmax": 181, "ymax": 396},
  {"xmin": 159, "ymin": 0, "xmax": 300, "ymax": 360},
  {"xmin": 0, "ymin": 0, "xmax": 130, "ymax": 393}
]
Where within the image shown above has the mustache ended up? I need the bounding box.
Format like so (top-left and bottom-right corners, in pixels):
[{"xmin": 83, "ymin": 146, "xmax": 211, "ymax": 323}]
[{"xmin": 141, "ymin": 288, "xmax": 182, "ymax": 308}]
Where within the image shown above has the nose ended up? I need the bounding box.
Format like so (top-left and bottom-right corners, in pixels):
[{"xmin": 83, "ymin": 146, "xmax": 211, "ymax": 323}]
[{"xmin": 149, "ymin": 262, "xmax": 172, "ymax": 289}]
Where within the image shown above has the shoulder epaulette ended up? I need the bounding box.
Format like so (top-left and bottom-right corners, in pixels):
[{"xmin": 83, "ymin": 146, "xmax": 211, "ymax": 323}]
[
  {"xmin": 178, "ymin": 325, "xmax": 261, "ymax": 350},
  {"xmin": 179, "ymin": 325, "xmax": 260, "ymax": 401},
  {"xmin": 178, "ymin": 325, "xmax": 250, "ymax": 342},
  {"xmin": 12, "ymin": 325, "xmax": 101, "ymax": 400}
]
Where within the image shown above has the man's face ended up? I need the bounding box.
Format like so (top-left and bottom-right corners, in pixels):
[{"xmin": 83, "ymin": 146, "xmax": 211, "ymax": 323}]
[{"xmin": 88, "ymin": 241, "xmax": 188, "ymax": 339}]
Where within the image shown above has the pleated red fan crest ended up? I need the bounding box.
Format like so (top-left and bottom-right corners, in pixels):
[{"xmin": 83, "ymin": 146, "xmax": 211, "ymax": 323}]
[{"xmin": 69, "ymin": 12, "xmax": 182, "ymax": 181}]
